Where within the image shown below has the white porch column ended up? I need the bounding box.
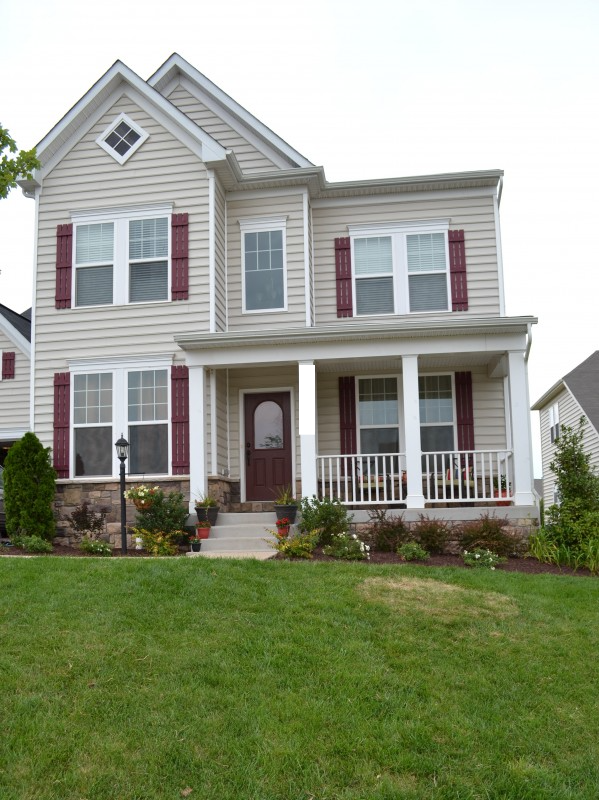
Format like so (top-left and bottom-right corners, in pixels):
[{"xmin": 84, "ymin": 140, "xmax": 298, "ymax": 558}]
[
  {"xmin": 507, "ymin": 350, "xmax": 535, "ymax": 505},
  {"xmin": 298, "ymin": 361, "xmax": 317, "ymax": 499},
  {"xmin": 188, "ymin": 365, "xmax": 207, "ymax": 513},
  {"xmin": 402, "ymin": 355, "xmax": 425, "ymax": 508}
]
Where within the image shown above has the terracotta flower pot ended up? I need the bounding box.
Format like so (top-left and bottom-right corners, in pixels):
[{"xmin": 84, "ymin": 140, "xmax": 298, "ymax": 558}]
[{"xmin": 133, "ymin": 498, "xmax": 153, "ymax": 510}]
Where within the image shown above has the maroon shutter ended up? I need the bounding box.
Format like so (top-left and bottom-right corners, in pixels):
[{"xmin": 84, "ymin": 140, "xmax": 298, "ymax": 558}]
[
  {"xmin": 55, "ymin": 224, "xmax": 73, "ymax": 309},
  {"xmin": 335, "ymin": 237, "xmax": 353, "ymax": 318},
  {"xmin": 339, "ymin": 376, "xmax": 357, "ymax": 455},
  {"xmin": 171, "ymin": 365, "xmax": 190, "ymax": 474},
  {"xmin": 449, "ymin": 229, "xmax": 468, "ymax": 311},
  {"xmin": 171, "ymin": 213, "xmax": 189, "ymax": 301},
  {"xmin": 53, "ymin": 372, "xmax": 70, "ymax": 478},
  {"xmin": 2, "ymin": 352, "xmax": 15, "ymax": 379},
  {"xmin": 455, "ymin": 371, "xmax": 475, "ymax": 451}
]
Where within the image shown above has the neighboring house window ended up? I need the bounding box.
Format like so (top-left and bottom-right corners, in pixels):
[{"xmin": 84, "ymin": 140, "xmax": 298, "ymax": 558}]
[
  {"xmin": 419, "ymin": 375, "xmax": 455, "ymax": 454},
  {"xmin": 96, "ymin": 113, "xmax": 149, "ymax": 164},
  {"xmin": 349, "ymin": 221, "xmax": 450, "ymax": 316},
  {"xmin": 239, "ymin": 216, "xmax": 287, "ymax": 313},
  {"xmin": 358, "ymin": 377, "xmax": 400, "ymax": 455},
  {"xmin": 549, "ymin": 402, "xmax": 560, "ymax": 443},
  {"xmin": 72, "ymin": 205, "xmax": 171, "ymax": 307}
]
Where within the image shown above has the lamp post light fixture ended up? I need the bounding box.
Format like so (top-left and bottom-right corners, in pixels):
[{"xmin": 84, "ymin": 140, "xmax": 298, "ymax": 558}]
[{"xmin": 115, "ymin": 434, "xmax": 129, "ymax": 555}]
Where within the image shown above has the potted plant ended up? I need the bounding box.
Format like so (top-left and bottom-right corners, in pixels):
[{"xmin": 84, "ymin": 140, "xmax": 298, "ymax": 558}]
[
  {"xmin": 273, "ymin": 485, "xmax": 298, "ymax": 523},
  {"xmin": 124, "ymin": 484, "xmax": 160, "ymax": 510},
  {"xmin": 493, "ymin": 475, "xmax": 511, "ymax": 506},
  {"xmin": 275, "ymin": 517, "xmax": 292, "ymax": 536},
  {"xmin": 194, "ymin": 520, "xmax": 211, "ymax": 539},
  {"xmin": 194, "ymin": 491, "xmax": 219, "ymax": 525}
]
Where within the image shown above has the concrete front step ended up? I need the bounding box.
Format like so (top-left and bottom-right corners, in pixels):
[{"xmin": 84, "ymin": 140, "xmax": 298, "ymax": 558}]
[
  {"xmin": 194, "ymin": 511, "xmax": 285, "ymax": 557},
  {"xmin": 186, "ymin": 550, "xmax": 274, "ymax": 560}
]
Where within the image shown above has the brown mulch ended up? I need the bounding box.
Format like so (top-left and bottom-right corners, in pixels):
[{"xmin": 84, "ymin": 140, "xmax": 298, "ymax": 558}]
[{"xmin": 1, "ymin": 542, "xmax": 595, "ymax": 577}]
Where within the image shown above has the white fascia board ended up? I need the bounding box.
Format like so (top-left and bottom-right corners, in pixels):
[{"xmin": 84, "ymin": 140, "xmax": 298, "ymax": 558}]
[
  {"xmin": 531, "ymin": 379, "xmax": 566, "ymax": 411},
  {"xmin": 28, "ymin": 60, "xmax": 227, "ymax": 185},
  {"xmin": 149, "ymin": 54, "xmax": 314, "ymax": 168},
  {"xmin": 0, "ymin": 316, "xmax": 30, "ymax": 358},
  {"xmin": 310, "ymin": 186, "xmax": 496, "ymax": 208}
]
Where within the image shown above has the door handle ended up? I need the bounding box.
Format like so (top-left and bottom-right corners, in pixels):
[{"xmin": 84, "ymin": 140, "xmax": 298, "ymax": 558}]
[{"xmin": 246, "ymin": 443, "xmax": 252, "ymax": 466}]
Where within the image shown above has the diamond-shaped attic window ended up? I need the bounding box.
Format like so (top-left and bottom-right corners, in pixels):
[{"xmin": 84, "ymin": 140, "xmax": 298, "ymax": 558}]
[{"xmin": 97, "ymin": 113, "xmax": 148, "ymax": 164}]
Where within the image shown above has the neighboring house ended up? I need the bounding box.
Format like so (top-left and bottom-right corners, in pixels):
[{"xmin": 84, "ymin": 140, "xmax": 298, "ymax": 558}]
[
  {"xmin": 532, "ymin": 351, "xmax": 599, "ymax": 504},
  {"xmin": 18, "ymin": 53, "xmax": 537, "ymax": 535},
  {"xmin": 0, "ymin": 304, "xmax": 31, "ymax": 464}
]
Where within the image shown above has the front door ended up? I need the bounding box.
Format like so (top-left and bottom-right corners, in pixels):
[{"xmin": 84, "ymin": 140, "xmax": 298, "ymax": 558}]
[{"xmin": 244, "ymin": 392, "xmax": 292, "ymax": 501}]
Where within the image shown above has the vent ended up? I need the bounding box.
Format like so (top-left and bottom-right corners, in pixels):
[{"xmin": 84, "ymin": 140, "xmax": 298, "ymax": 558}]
[{"xmin": 97, "ymin": 113, "xmax": 148, "ymax": 164}]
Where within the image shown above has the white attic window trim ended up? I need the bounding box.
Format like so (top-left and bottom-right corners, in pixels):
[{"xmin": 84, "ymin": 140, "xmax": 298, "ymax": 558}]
[{"xmin": 96, "ymin": 113, "xmax": 149, "ymax": 164}]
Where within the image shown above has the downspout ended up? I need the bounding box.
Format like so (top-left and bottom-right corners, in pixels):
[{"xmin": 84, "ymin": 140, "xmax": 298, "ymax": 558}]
[{"xmin": 525, "ymin": 322, "xmax": 532, "ymax": 362}]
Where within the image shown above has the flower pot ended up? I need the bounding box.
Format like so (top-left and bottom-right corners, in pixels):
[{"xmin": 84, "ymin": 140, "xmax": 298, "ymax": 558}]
[
  {"xmin": 195, "ymin": 525, "xmax": 211, "ymax": 539},
  {"xmin": 191, "ymin": 541, "xmax": 202, "ymax": 552},
  {"xmin": 195, "ymin": 506, "xmax": 219, "ymax": 525},
  {"xmin": 277, "ymin": 525, "xmax": 290, "ymax": 536},
  {"xmin": 494, "ymin": 490, "xmax": 510, "ymax": 507},
  {"xmin": 274, "ymin": 504, "xmax": 297, "ymax": 523},
  {"xmin": 133, "ymin": 498, "xmax": 153, "ymax": 510}
]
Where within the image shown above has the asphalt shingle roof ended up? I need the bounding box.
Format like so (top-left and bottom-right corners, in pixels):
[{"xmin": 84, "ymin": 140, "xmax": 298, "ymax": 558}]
[{"xmin": 0, "ymin": 304, "xmax": 31, "ymax": 343}]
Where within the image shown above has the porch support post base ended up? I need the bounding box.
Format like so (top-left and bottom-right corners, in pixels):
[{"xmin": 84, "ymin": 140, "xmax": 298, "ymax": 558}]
[
  {"xmin": 188, "ymin": 365, "xmax": 207, "ymax": 514},
  {"xmin": 299, "ymin": 361, "xmax": 317, "ymax": 498},
  {"xmin": 405, "ymin": 494, "xmax": 426, "ymax": 509},
  {"xmin": 402, "ymin": 354, "xmax": 425, "ymax": 508}
]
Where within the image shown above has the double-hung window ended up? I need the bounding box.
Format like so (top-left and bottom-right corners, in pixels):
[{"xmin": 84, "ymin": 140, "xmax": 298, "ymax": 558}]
[
  {"xmin": 239, "ymin": 216, "xmax": 287, "ymax": 313},
  {"xmin": 358, "ymin": 377, "xmax": 400, "ymax": 455},
  {"xmin": 549, "ymin": 402, "xmax": 560, "ymax": 443},
  {"xmin": 128, "ymin": 369, "xmax": 169, "ymax": 474},
  {"xmin": 73, "ymin": 373, "xmax": 113, "ymax": 476},
  {"xmin": 419, "ymin": 375, "xmax": 455, "ymax": 454},
  {"xmin": 350, "ymin": 220, "xmax": 450, "ymax": 316},
  {"xmin": 72, "ymin": 205, "xmax": 171, "ymax": 307}
]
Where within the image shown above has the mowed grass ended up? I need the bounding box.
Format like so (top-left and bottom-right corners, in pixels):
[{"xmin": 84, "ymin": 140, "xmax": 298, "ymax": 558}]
[{"xmin": 1, "ymin": 558, "xmax": 598, "ymax": 800}]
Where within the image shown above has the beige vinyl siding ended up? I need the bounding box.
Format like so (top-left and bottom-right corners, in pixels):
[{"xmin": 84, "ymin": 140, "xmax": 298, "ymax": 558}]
[
  {"xmin": 167, "ymin": 86, "xmax": 278, "ymax": 174},
  {"xmin": 312, "ymin": 194, "xmax": 500, "ymax": 324},
  {"xmin": 540, "ymin": 388, "xmax": 599, "ymax": 502},
  {"xmin": 0, "ymin": 336, "xmax": 29, "ymax": 432},
  {"xmin": 215, "ymin": 369, "xmax": 229, "ymax": 476},
  {"xmin": 33, "ymin": 94, "xmax": 210, "ymax": 453},
  {"xmin": 227, "ymin": 194, "xmax": 307, "ymax": 330},
  {"xmin": 214, "ymin": 177, "xmax": 227, "ymax": 331}
]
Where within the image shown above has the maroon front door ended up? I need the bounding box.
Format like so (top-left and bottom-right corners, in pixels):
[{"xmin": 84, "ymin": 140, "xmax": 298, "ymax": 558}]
[{"xmin": 244, "ymin": 392, "xmax": 292, "ymax": 501}]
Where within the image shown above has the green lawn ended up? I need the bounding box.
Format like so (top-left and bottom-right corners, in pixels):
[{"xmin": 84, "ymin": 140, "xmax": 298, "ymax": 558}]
[{"xmin": 1, "ymin": 558, "xmax": 598, "ymax": 800}]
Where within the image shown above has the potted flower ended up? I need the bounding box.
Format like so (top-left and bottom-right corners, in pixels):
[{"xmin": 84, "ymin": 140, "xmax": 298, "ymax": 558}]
[
  {"xmin": 124, "ymin": 484, "xmax": 160, "ymax": 510},
  {"xmin": 194, "ymin": 491, "xmax": 219, "ymax": 525},
  {"xmin": 190, "ymin": 522, "xmax": 210, "ymax": 552},
  {"xmin": 275, "ymin": 517, "xmax": 292, "ymax": 536},
  {"xmin": 493, "ymin": 475, "xmax": 511, "ymax": 506},
  {"xmin": 273, "ymin": 485, "xmax": 298, "ymax": 523}
]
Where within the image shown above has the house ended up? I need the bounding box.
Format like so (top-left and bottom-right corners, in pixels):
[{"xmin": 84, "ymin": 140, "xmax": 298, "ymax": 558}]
[
  {"xmin": 532, "ymin": 351, "xmax": 599, "ymax": 504},
  {"xmin": 17, "ymin": 54, "xmax": 538, "ymax": 544},
  {"xmin": 0, "ymin": 304, "xmax": 31, "ymax": 464}
]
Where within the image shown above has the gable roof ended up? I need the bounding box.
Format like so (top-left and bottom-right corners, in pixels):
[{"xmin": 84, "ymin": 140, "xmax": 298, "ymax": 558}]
[
  {"xmin": 532, "ymin": 351, "xmax": 599, "ymax": 434},
  {"xmin": 148, "ymin": 53, "xmax": 313, "ymax": 170},
  {"xmin": 0, "ymin": 303, "xmax": 31, "ymax": 355}
]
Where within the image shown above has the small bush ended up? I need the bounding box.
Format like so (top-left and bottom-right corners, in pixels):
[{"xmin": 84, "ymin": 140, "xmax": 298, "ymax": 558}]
[
  {"xmin": 397, "ymin": 541, "xmax": 430, "ymax": 562},
  {"xmin": 411, "ymin": 515, "xmax": 451, "ymax": 554},
  {"xmin": 134, "ymin": 490, "xmax": 189, "ymax": 535},
  {"xmin": 368, "ymin": 509, "xmax": 410, "ymax": 552},
  {"xmin": 270, "ymin": 530, "xmax": 319, "ymax": 559},
  {"xmin": 132, "ymin": 528, "xmax": 180, "ymax": 556},
  {"xmin": 11, "ymin": 534, "xmax": 53, "ymax": 553},
  {"xmin": 79, "ymin": 538, "xmax": 112, "ymax": 556},
  {"xmin": 67, "ymin": 502, "xmax": 107, "ymax": 541},
  {"xmin": 298, "ymin": 497, "xmax": 353, "ymax": 546},
  {"xmin": 458, "ymin": 513, "xmax": 523, "ymax": 557},
  {"xmin": 462, "ymin": 548, "xmax": 505, "ymax": 569},
  {"xmin": 323, "ymin": 532, "xmax": 370, "ymax": 560}
]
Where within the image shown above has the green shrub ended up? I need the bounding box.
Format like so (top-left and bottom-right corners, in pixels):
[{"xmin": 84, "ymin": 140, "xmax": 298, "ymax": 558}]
[
  {"xmin": 368, "ymin": 508, "xmax": 410, "ymax": 552},
  {"xmin": 323, "ymin": 532, "xmax": 370, "ymax": 560},
  {"xmin": 397, "ymin": 541, "xmax": 430, "ymax": 562},
  {"xmin": 3, "ymin": 432, "xmax": 56, "ymax": 540},
  {"xmin": 11, "ymin": 534, "xmax": 53, "ymax": 553},
  {"xmin": 297, "ymin": 496, "xmax": 353, "ymax": 546},
  {"xmin": 270, "ymin": 530, "xmax": 319, "ymax": 559},
  {"xmin": 462, "ymin": 548, "xmax": 505, "ymax": 569},
  {"xmin": 79, "ymin": 538, "xmax": 112, "ymax": 556},
  {"xmin": 132, "ymin": 528, "xmax": 180, "ymax": 556},
  {"xmin": 459, "ymin": 513, "xmax": 523, "ymax": 557},
  {"xmin": 411, "ymin": 515, "xmax": 451, "ymax": 554},
  {"xmin": 134, "ymin": 490, "xmax": 189, "ymax": 535}
]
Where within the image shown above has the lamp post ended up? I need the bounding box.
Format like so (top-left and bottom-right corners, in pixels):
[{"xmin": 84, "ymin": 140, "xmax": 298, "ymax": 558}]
[{"xmin": 115, "ymin": 434, "xmax": 129, "ymax": 555}]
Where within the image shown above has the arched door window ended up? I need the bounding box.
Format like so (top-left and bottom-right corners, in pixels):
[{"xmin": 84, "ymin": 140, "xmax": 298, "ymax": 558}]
[{"xmin": 254, "ymin": 401, "xmax": 284, "ymax": 449}]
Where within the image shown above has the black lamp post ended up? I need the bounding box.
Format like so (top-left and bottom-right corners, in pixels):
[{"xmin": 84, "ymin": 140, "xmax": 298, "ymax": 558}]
[{"xmin": 115, "ymin": 434, "xmax": 129, "ymax": 555}]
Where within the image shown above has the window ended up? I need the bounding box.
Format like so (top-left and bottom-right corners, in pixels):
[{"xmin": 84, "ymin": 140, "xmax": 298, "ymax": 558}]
[
  {"xmin": 239, "ymin": 216, "xmax": 287, "ymax": 312},
  {"xmin": 549, "ymin": 402, "xmax": 560, "ymax": 443},
  {"xmin": 419, "ymin": 375, "xmax": 455, "ymax": 454},
  {"xmin": 350, "ymin": 221, "xmax": 450, "ymax": 316},
  {"xmin": 96, "ymin": 113, "xmax": 149, "ymax": 164},
  {"xmin": 358, "ymin": 377, "xmax": 400, "ymax": 455},
  {"xmin": 72, "ymin": 205, "xmax": 171, "ymax": 307},
  {"xmin": 71, "ymin": 358, "xmax": 171, "ymax": 477}
]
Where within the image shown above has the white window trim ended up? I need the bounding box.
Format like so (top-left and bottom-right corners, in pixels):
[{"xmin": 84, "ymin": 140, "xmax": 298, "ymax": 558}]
[
  {"xmin": 419, "ymin": 372, "xmax": 457, "ymax": 452},
  {"xmin": 239, "ymin": 215, "xmax": 288, "ymax": 314},
  {"xmin": 356, "ymin": 374, "xmax": 405, "ymax": 457},
  {"xmin": 348, "ymin": 219, "xmax": 451, "ymax": 317},
  {"xmin": 96, "ymin": 113, "xmax": 149, "ymax": 165},
  {"xmin": 71, "ymin": 204, "xmax": 173, "ymax": 308},
  {"xmin": 69, "ymin": 355, "xmax": 173, "ymax": 479}
]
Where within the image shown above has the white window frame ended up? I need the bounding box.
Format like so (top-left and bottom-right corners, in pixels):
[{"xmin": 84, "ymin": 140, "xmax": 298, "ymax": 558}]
[
  {"xmin": 71, "ymin": 204, "xmax": 172, "ymax": 308},
  {"xmin": 68, "ymin": 355, "xmax": 173, "ymax": 479},
  {"xmin": 418, "ymin": 373, "xmax": 457, "ymax": 455},
  {"xmin": 239, "ymin": 215, "xmax": 288, "ymax": 314},
  {"xmin": 356, "ymin": 375, "xmax": 404, "ymax": 457},
  {"xmin": 348, "ymin": 219, "xmax": 451, "ymax": 317},
  {"xmin": 549, "ymin": 402, "xmax": 560, "ymax": 443},
  {"xmin": 96, "ymin": 113, "xmax": 149, "ymax": 165}
]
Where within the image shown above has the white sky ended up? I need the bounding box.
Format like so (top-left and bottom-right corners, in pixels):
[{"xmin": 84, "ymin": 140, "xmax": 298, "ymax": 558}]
[{"xmin": 1, "ymin": 0, "xmax": 598, "ymax": 477}]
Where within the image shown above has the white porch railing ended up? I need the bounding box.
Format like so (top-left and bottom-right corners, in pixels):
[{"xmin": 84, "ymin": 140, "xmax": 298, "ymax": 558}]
[{"xmin": 316, "ymin": 450, "xmax": 514, "ymax": 506}]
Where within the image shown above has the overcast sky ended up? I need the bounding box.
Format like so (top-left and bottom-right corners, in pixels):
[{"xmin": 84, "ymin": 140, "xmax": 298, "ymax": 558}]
[{"xmin": 2, "ymin": 0, "xmax": 598, "ymax": 476}]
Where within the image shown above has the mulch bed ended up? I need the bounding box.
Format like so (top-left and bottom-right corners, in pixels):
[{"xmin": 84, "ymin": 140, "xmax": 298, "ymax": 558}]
[{"xmin": 1, "ymin": 543, "xmax": 595, "ymax": 577}]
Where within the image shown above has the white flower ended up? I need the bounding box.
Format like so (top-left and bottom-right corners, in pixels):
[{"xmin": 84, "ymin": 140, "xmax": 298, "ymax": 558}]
[{"xmin": 491, "ymin": 567, "xmax": 496, "ymax": 571}]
